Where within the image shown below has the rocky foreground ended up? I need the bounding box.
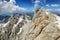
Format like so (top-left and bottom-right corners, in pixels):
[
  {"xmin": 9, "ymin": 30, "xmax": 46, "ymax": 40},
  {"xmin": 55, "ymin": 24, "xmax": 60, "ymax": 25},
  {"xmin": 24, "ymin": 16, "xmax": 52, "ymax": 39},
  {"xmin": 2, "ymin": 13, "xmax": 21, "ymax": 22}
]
[{"xmin": 0, "ymin": 8, "xmax": 60, "ymax": 40}]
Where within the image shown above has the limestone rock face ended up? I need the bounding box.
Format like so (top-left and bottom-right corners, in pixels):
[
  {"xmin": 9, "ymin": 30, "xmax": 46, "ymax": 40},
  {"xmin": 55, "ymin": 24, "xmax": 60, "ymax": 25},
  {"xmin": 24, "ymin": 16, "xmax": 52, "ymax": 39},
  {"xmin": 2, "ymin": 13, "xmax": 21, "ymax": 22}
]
[
  {"xmin": 34, "ymin": 23, "xmax": 60, "ymax": 40},
  {"xmin": 0, "ymin": 8, "xmax": 60, "ymax": 40},
  {"xmin": 32, "ymin": 8, "xmax": 60, "ymax": 40}
]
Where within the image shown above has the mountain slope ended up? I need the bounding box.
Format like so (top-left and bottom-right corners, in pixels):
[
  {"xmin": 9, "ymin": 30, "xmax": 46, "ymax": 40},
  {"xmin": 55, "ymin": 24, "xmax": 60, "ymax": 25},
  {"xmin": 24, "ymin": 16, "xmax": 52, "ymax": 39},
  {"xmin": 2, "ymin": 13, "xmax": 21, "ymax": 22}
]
[{"xmin": 0, "ymin": 8, "xmax": 60, "ymax": 40}]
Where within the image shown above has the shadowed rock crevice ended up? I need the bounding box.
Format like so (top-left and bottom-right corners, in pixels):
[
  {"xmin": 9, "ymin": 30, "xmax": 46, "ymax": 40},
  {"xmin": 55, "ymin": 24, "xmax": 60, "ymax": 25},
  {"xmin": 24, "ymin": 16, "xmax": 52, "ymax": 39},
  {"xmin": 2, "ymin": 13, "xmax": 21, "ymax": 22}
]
[{"xmin": 55, "ymin": 36, "xmax": 60, "ymax": 40}]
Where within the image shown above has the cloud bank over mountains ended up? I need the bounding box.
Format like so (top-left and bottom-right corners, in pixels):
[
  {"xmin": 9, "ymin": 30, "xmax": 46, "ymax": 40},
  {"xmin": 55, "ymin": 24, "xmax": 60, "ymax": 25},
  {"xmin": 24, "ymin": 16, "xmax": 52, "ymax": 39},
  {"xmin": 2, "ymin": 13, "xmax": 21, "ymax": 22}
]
[
  {"xmin": 46, "ymin": 4, "xmax": 60, "ymax": 7},
  {"xmin": 0, "ymin": 0, "xmax": 28, "ymax": 15},
  {"xmin": 46, "ymin": 4, "xmax": 60, "ymax": 11}
]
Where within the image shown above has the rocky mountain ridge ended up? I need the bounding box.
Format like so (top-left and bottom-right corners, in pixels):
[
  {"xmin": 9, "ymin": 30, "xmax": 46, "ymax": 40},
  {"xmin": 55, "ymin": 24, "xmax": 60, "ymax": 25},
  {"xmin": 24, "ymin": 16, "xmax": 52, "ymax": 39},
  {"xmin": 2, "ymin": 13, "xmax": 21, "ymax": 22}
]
[{"xmin": 0, "ymin": 8, "xmax": 60, "ymax": 40}]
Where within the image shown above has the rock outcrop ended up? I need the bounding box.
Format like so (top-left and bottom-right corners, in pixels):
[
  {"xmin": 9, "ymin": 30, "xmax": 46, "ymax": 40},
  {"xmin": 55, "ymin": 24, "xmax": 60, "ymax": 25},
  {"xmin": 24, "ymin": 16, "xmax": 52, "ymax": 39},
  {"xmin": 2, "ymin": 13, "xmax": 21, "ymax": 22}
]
[{"xmin": 0, "ymin": 8, "xmax": 60, "ymax": 40}]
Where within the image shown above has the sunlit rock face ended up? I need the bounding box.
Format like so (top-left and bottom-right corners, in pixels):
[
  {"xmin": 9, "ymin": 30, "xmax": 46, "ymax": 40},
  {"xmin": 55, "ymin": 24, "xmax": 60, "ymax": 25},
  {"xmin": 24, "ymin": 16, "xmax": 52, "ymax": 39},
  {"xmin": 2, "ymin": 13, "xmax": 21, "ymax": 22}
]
[
  {"xmin": 32, "ymin": 8, "xmax": 60, "ymax": 40},
  {"xmin": 0, "ymin": 14, "xmax": 32, "ymax": 40},
  {"xmin": 0, "ymin": 8, "xmax": 60, "ymax": 40}
]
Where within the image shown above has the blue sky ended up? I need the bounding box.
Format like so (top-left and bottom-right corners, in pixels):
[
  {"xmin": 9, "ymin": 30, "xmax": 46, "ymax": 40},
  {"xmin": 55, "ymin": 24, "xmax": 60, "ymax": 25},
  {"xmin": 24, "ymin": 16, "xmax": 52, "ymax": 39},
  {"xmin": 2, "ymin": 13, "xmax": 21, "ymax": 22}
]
[
  {"xmin": 46, "ymin": 0, "xmax": 60, "ymax": 4},
  {"xmin": 5, "ymin": 0, "xmax": 34, "ymax": 10},
  {"xmin": 5, "ymin": 0, "xmax": 60, "ymax": 10},
  {"xmin": 1, "ymin": 0, "xmax": 60, "ymax": 10},
  {"xmin": 0, "ymin": 0, "xmax": 60, "ymax": 15},
  {"xmin": 46, "ymin": 0, "xmax": 60, "ymax": 10}
]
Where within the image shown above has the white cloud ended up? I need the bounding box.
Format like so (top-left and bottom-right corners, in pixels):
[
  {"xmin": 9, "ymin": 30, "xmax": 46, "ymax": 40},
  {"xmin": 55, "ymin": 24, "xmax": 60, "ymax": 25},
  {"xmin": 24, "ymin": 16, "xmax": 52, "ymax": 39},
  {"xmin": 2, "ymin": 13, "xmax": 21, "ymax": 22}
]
[
  {"xmin": 9, "ymin": 0, "xmax": 16, "ymax": 4},
  {"xmin": 34, "ymin": 0, "xmax": 40, "ymax": 9},
  {"xmin": 55, "ymin": 9, "xmax": 60, "ymax": 11},
  {"xmin": 35, "ymin": 0, "xmax": 40, "ymax": 3},
  {"xmin": 46, "ymin": 9, "xmax": 52, "ymax": 11},
  {"xmin": 46, "ymin": 4, "xmax": 50, "ymax": 7},
  {"xmin": 46, "ymin": 4, "xmax": 60, "ymax": 7},
  {"xmin": 34, "ymin": 0, "xmax": 46, "ymax": 9},
  {"xmin": 0, "ymin": 0, "xmax": 28, "ymax": 15},
  {"xmin": 51, "ymin": 4, "xmax": 60, "ymax": 7},
  {"xmin": 10, "ymin": 0, "xmax": 15, "ymax": 3}
]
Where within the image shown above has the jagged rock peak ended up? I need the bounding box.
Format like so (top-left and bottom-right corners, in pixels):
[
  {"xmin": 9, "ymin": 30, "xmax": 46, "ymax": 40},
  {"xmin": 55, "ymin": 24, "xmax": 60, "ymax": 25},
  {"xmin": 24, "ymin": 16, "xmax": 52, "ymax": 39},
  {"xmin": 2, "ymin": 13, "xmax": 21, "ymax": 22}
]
[
  {"xmin": 32, "ymin": 8, "xmax": 60, "ymax": 40},
  {"xmin": 35, "ymin": 8, "xmax": 46, "ymax": 13},
  {"xmin": 0, "ymin": 8, "xmax": 60, "ymax": 40}
]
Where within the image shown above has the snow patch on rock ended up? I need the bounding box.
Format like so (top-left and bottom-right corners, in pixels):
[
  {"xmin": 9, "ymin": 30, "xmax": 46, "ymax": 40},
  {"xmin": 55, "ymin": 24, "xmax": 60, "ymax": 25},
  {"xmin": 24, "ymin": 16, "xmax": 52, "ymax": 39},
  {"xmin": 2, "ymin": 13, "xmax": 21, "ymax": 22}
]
[{"xmin": 55, "ymin": 16, "xmax": 60, "ymax": 29}]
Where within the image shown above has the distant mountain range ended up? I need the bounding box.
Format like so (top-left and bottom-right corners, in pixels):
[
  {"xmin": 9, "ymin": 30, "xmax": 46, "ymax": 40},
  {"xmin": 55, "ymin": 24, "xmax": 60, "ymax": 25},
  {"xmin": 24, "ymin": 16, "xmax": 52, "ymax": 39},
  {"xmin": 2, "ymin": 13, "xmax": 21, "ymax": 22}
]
[
  {"xmin": 0, "ymin": 15, "xmax": 10, "ymax": 23},
  {"xmin": 0, "ymin": 11, "xmax": 34, "ymax": 23},
  {"xmin": 50, "ymin": 11, "xmax": 60, "ymax": 16},
  {"xmin": 0, "ymin": 10, "xmax": 60, "ymax": 23}
]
